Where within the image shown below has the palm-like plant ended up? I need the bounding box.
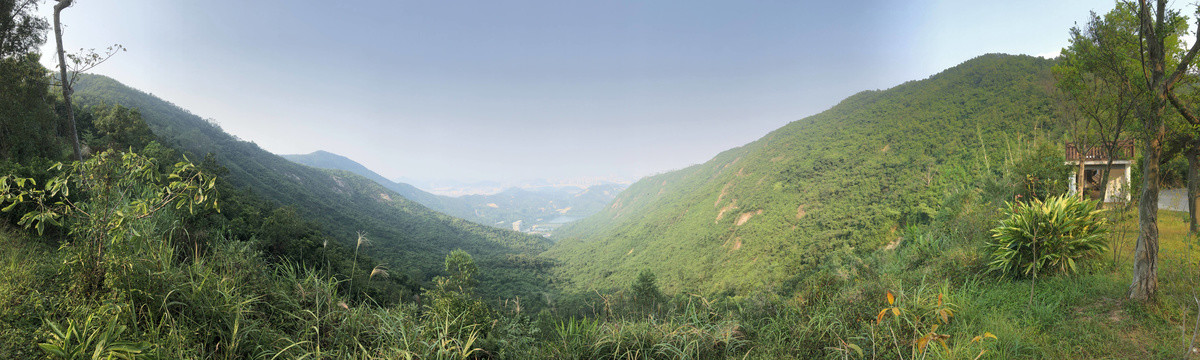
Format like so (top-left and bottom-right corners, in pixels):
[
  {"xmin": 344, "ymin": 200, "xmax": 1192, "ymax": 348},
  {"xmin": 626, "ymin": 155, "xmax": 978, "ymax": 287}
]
[{"xmin": 987, "ymin": 195, "xmax": 1108, "ymax": 278}]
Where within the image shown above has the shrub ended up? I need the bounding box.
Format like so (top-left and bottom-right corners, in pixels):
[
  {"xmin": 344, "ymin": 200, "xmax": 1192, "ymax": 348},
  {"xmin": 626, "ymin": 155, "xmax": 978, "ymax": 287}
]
[
  {"xmin": 38, "ymin": 304, "xmax": 150, "ymax": 359},
  {"xmin": 1009, "ymin": 140, "xmax": 1072, "ymax": 201},
  {"xmin": 986, "ymin": 195, "xmax": 1108, "ymax": 278}
]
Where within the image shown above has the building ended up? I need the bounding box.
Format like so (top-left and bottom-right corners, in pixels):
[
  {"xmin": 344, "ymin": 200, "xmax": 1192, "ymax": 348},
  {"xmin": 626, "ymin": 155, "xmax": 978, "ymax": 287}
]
[{"xmin": 1065, "ymin": 140, "xmax": 1134, "ymax": 203}]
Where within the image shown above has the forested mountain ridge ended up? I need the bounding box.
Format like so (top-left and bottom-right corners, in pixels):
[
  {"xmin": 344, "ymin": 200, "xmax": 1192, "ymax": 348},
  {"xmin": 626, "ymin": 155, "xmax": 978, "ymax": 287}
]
[
  {"xmin": 284, "ymin": 150, "xmax": 626, "ymax": 235},
  {"xmin": 548, "ymin": 54, "xmax": 1059, "ymax": 293},
  {"xmin": 281, "ymin": 150, "xmax": 478, "ymax": 221},
  {"xmin": 69, "ymin": 74, "xmax": 555, "ymax": 300}
]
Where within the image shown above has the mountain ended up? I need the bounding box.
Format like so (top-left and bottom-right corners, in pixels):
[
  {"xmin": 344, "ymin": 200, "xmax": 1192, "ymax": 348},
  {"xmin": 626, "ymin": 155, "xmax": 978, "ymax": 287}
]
[
  {"xmin": 283, "ymin": 150, "xmax": 626, "ymax": 236},
  {"xmin": 281, "ymin": 150, "xmax": 478, "ymax": 220},
  {"xmin": 70, "ymin": 75, "xmax": 554, "ymax": 301},
  {"xmin": 546, "ymin": 54, "xmax": 1060, "ymax": 293},
  {"xmin": 457, "ymin": 183, "xmax": 627, "ymax": 230}
]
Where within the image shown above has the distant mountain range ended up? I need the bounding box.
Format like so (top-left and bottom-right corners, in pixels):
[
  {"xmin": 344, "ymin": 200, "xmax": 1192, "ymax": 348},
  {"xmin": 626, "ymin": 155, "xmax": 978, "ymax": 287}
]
[
  {"xmin": 398, "ymin": 177, "xmax": 633, "ymax": 197},
  {"xmin": 282, "ymin": 150, "xmax": 626, "ymax": 236}
]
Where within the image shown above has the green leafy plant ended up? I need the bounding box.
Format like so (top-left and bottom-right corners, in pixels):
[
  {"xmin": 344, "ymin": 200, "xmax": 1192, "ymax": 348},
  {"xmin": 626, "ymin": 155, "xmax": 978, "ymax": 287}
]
[
  {"xmin": 866, "ymin": 281, "xmax": 975, "ymax": 360},
  {"xmin": 38, "ymin": 304, "xmax": 149, "ymax": 359},
  {"xmin": 987, "ymin": 195, "xmax": 1109, "ymax": 278},
  {"xmin": 0, "ymin": 150, "xmax": 218, "ymax": 296}
]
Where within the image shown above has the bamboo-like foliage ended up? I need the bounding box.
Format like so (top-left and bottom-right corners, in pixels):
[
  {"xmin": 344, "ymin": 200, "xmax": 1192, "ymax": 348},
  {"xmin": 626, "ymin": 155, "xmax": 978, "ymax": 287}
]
[
  {"xmin": 38, "ymin": 304, "xmax": 149, "ymax": 359},
  {"xmin": 987, "ymin": 195, "xmax": 1109, "ymax": 278}
]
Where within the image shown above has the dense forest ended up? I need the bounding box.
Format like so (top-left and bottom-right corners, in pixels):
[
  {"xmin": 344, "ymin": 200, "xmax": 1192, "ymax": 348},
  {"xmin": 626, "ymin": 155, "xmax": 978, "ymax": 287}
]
[
  {"xmin": 549, "ymin": 53, "xmax": 1062, "ymax": 294},
  {"xmin": 5, "ymin": 0, "xmax": 1200, "ymax": 359}
]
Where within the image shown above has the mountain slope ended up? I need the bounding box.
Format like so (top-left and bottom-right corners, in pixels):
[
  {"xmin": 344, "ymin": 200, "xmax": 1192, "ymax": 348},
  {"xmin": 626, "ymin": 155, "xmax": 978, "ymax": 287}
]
[
  {"xmin": 281, "ymin": 150, "xmax": 478, "ymax": 220},
  {"xmin": 547, "ymin": 54, "xmax": 1059, "ymax": 293},
  {"xmin": 283, "ymin": 150, "xmax": 626, "ymax": 234},
  {"xmin": 70, "ymin": 75, "xmax": 554, "ymax": 300}
]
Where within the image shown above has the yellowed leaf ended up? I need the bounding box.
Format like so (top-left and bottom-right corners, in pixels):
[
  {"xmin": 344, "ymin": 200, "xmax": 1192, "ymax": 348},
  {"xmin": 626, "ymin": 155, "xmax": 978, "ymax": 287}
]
[{"xmin": 887, "ymin": 291, "xmax": 895, "ymax": 305}]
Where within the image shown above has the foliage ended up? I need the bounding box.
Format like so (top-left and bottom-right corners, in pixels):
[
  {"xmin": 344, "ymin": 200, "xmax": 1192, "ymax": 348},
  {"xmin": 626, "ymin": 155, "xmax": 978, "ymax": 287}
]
[
  {"xmin": 550, "ymin": 54, "xmax": 1063, "ymax": 294},
  {"xmin": 1008, "ymin": 138, "xmax": 1072, "ymax": 201},
  {"xmin": 630, "ymin": 269, "xmax": 663, "ymax": 315},
  {"xmin": 0, "ymin": 54, "xmax": 66, "ymax": 161},
  {"xmin": 5, "ymin": 5, "xmax": 1198, "ymax": 357},
  {"xmin": 0, "ymin": 150, "xmax": 217, "ymax": 295},
  {"xmin": 38, "ymin": 304, "xmax": 149, "ymax": 360},
  {"xmin": 443, "ymin": 248, "xmax": 478, "ymax": 291},
  {"xmin": 88, "ymin": 104, "xmax": 154, "ymax": 153},
  {"xmin": 70, "ymin": 74, "xmax": 556, "ymax": 305},
  {"xmin": 987, "ymin": 195, "xmax": 1109, "ymax": 278},
  {"xmin": 422, "ymin": 251, "xmax": 492, "ymax": 340},
  {"xmin": 869, "ymin": 285, "xmax": 966, "ymax": 359},
  {"xmin": 547, "ymin": 298, "xmax": 748, "ymax": 360},
  {"xmin": 0, "ymin": 0, "xmax": 48, "ymax": 58}
]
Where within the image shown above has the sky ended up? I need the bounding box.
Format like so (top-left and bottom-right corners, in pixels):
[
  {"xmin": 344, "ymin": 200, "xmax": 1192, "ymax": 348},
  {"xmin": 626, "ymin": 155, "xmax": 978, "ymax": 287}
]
[{"xmin": 36, "ymin": 0, "xmax": 1120, "ymax": 187}]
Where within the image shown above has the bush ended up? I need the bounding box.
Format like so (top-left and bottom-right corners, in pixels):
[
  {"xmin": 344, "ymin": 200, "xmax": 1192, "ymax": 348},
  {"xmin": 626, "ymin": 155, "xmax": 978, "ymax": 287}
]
[
  {"xmin": 986, "ymin": 195, "xmax": 1108, "ymax": 278},
  {"xmin": 1009, "ymin": 140, "xmax": 1072, "ymax": 201}
]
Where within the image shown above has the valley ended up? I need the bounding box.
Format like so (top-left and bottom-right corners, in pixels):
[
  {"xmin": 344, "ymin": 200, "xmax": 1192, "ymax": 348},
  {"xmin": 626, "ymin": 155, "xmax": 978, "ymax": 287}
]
[
  {"xmin": 4, "ymin": 1, "xmax": 1200, "ymax": 359},
  {"xmin": 282, "ymin": 150, "xmax": 626, "ymax": 237}
]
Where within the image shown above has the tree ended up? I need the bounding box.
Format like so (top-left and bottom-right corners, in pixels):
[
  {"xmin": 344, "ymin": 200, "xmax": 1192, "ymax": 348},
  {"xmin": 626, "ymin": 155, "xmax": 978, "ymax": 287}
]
[
  {"xmin": 1128, "ymin": 0, "xmax": 1200, "ymax": 301},
  {"xmin": 444, "ymin": 248, "xmax": 478, "ymax": 292},
  {"xmin": 0, "ymin": 0, "xmax": 47, "ymax": 58},
  {"xmin": 1055, "ymin": 6, "xmax": 1142, "ymax": 204},
  {"xmin": 52, "ymin": 0, "xmax": 81, "ymax": 163},
  {"xmin": 91, "ymin": 104, "xmax": 154, "ymax": 153},
  {"xmin": 630, "ymin": 269, "xmax": 662, "ymax": 315},
  {"xmin": 1009, "ymin": 140, "xmax": 1072, "ymax": 201},
  {"xmin": 0, "ymin": 55, "xmax": 62, "ymax": 161},
  {"xmin": 49, "ymin": 0, "xmax": 123, "ymax": 164},
  {"xmin": 0, "ymin": 0, "xmax": 60, "ymax": 161}
]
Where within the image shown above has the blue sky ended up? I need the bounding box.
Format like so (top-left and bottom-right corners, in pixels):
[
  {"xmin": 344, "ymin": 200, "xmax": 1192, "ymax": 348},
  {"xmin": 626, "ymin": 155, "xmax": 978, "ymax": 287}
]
[{"xmin": 38, "ymin": 0, "xmax": 1118, "ymax": 185}]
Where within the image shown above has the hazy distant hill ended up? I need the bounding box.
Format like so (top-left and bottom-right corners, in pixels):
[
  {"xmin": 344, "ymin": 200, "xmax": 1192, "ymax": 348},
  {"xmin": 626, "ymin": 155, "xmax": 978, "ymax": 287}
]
[
  {"xmin": 281, "ymin": 150, "xmax": 478, "ymax": 220},
  {"xmin": 283, "ymin": 150, "xmax": 626, "ymax": 235},
  {"xmin": 547, "ymin": 54, "xmax": 1060, "ymax": 293},
  {"xmin": 70, "ymin": 75, "xmax": 554, "ymax": 300},
  {"xmin": 458, "ymin": 184, "xmax": 627, "ymax": 229}
]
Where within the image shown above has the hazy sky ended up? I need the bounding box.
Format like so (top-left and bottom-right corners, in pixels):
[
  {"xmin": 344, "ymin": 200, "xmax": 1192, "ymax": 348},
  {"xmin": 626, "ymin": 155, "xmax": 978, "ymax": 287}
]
[{"xmin": 37, "ymin": 0, "xmax": 1117, "ymax": 184}]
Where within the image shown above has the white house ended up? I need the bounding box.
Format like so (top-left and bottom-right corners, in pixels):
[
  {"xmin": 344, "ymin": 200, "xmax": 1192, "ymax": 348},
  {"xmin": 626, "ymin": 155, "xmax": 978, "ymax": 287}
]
[{"xmin": 1065, "ymin": 140, "xmax": 1134, "ymax": 203}]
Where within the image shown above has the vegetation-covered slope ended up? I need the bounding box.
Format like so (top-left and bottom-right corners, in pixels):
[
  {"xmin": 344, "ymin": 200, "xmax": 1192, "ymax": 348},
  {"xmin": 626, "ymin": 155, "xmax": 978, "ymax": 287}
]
[
  {"xmin": 70, "ymin": 75, "xmax": 554, "ymax": 300},
  {"xmin": 549, "ymin": 54, "xmax": 1060, "ymax": 293},
  {"xmin": 284, "ymin": 150, "xmax": 625, "ymax": 234},
  {"xmin": 281, "ymin": 150, "xmax": 478, "ymax": 220}
]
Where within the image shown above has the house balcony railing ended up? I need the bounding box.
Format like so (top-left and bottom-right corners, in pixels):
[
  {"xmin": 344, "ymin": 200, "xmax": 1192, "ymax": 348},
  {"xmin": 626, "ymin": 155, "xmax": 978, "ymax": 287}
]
[{"xmin": 1065, "ymin": 140, "xmax": 1135, "ymax": 162}]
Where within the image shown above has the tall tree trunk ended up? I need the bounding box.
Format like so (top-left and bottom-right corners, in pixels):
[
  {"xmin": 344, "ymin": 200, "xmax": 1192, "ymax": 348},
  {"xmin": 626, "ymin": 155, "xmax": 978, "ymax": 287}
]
[
  {"xmin": 1133, "ymin": 0, "xmax": 1200, "ymax": 301},
  {"xmin": 1130, "ymin": 0, "xmax": 1166, "ymax": 302},
  {"xmin": 53, "ymin": 0, "xmax": 81, "ymax": 163},
  {"xmin": 1131, "ymin": 112, "xmax": 1163, "ymax": 301}
]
